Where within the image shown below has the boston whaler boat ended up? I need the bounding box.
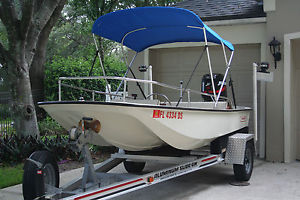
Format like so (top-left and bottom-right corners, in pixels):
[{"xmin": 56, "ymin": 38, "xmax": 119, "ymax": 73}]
[
  {"xmin": 39, "ymin": 7, "xmax": 250, "ymax": 152},
  {"xmin": 23, "ymin": 7, "xmax": 254, "ymax": 200}
]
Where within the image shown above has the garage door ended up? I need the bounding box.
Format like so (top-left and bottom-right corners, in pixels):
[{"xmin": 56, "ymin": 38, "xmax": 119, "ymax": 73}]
[{"xmin": 149, "ymin": 44, "xmax": 261, "ymax": 133}]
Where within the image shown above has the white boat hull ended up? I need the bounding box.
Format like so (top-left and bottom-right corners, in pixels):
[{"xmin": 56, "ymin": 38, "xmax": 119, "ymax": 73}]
[{"xmin": 39, "ymin": 101, "xmax": 251, "ymax": 151}]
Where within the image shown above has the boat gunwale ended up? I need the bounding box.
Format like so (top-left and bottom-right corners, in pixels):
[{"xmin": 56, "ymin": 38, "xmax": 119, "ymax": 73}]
[{"xmin": 38, "ymin": 101, "xmax": 252, "ymax": 113}]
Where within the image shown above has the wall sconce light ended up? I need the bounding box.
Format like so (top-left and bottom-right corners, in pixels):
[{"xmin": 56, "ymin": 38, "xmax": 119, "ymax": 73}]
[{"xmin": 268, "ymin": 37, "xmax": 281, "ymax": 69}]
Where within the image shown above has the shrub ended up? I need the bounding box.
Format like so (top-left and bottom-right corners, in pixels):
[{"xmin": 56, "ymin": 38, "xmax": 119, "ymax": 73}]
[
  {"xmin": 38, "ymin": 116, "xmax": 67, "ymax": 136},
  {"xmin": 44, "ymin": 55, "xmax": 126, "ymax": 101},
  {"xmin": 0, "ymin": 135, "xmax": 80, "ymax": 165}
]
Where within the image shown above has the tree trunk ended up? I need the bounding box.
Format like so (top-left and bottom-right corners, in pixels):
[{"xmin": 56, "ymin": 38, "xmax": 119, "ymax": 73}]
[
  {"xmin": 30, "ymin": 0, "xmax": 66, "ymax": 119},
  {"xmin": 30, "ymin": 51, "xmax": 46, "ymax": 120},
  {"xmin": 30, "ymin": 32, "xmax": 48, "ymax": 120},
  {"xmin": 8, "ymin": 47, "xmax": 40, "ymax": 138},
  {"xmin": 0, "ymin": 0, "xmax": 67, "ymax": 138}
]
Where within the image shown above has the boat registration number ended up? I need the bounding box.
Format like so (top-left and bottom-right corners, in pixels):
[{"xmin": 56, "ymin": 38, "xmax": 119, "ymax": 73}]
[{"xmin": 153, "ymin": 110, "xmax": 183, "ymax": 119}]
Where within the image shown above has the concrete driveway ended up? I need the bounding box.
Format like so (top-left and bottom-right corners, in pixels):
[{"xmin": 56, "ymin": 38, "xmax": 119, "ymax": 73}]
[{"xmin": 1, "ymin": 159, "xmax": 300, "ymax": 200}]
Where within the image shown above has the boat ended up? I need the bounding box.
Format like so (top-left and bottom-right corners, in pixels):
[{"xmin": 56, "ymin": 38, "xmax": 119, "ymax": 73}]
[{"xmin": 39, "ymin": 7, "xmax": 251, "ymax": 151}]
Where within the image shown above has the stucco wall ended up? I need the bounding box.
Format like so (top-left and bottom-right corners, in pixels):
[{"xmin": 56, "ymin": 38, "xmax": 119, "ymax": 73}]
[{"xmin": 265, "ymin": 0, "xmax": 300, "ymax": 161}]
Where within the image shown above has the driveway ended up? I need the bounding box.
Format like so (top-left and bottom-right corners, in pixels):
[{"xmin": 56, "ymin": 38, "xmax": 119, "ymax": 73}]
[{"xmin": 1, "ymin": 159, "xmax": 299, "ymax": 200}]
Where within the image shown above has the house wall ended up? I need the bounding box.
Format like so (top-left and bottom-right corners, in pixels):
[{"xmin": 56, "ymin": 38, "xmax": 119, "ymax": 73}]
[{"xmin": 264, "ymin": 0, "xmax": 300, "ymax": 161}]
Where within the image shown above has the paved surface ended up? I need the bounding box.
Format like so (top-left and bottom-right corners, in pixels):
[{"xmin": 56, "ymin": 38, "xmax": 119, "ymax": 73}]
[{"xmin": 1, "ymin": 159, "xmax": 300, "ymax": 200}]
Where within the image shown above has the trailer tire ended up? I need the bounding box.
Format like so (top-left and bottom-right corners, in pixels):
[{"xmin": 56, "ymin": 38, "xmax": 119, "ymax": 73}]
[
  {"xmin": 124, "ymin": 161, "xmax": 145, "ymax": 174},
  {"xmin": 233, "ymin": 140, "xmax": 254, "ymax": 181},
  {"xmin": 23, "ymin": 151, "xmax": 59, "ymax": 200}
]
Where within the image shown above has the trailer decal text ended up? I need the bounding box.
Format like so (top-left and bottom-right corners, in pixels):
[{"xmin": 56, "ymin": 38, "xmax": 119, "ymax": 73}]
[
  {"xmin": 153, "ymin": 161, "xmax": 197, "ymax": 181},
  {"xmin": 153, "ymin": 110, "xmax": 183, "ymax": 119}
]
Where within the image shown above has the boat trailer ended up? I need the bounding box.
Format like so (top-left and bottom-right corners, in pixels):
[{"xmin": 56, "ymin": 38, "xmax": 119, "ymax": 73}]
[{"xmin": 23, "ymin": 118, "xmax": 254, "ymax": 200}]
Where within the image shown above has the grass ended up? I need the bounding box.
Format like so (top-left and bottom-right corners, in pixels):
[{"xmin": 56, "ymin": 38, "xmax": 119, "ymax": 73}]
[{"xmin": 0, "ymin": 163, "xmax": 24, "ymax": 189}]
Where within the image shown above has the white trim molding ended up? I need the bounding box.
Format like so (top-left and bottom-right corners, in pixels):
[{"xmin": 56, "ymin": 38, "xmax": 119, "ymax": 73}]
[{"xmin": 264, "ymin": 0, "xmax": 276, "ymax": 12}]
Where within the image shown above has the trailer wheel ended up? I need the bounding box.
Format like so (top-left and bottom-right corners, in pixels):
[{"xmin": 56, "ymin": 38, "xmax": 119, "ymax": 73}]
[
  {"xmin": 233, "ymin": 141, "xmax": 254, "ymax": 181},
  {"xmin": 23, "ymin": 151, "xmax": 59, "ymax": 200},
  {"xmin": 124, "ymin": 161, "xmax": 145, "ymax": 174}
]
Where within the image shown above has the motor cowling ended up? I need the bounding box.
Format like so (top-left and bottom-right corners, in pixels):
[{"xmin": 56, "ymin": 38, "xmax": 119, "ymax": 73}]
[{"xmin": 201, "ymin": 73, "xmax": 227, "ymax": 101}]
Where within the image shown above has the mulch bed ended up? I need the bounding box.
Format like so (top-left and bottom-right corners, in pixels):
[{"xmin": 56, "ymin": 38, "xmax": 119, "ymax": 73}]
[{"xmin": 58, "ymin": 151, "xmax": 111, "ymax": 173}]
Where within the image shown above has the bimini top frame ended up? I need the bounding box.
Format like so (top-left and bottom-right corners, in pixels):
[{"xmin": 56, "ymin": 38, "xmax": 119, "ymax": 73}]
[{"xmin": 91, "ymin": 7, "xmax": 234, "ymax": 106}]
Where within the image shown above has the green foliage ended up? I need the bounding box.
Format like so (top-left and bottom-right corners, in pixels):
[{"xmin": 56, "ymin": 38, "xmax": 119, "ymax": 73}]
[
  {"xmin": 0, "ymin": 135, "xmax": 80, "ymax": 165},
  {"xmin": 67, "ymin": 0, "xmax": 120, "ymax": 21},
  {"xmin": 0, "ymin": 163, "xmax": 24, "ymax": 189},
  {"xmin": 38, "ymin": 116, "xmax": 67, "ymax": 136},
  {"xmin": 0, "ymin": 21, "xmax": 8, "ymax": 50},
  {"xmin": 44, "ymin": 0, "xmax": 184, "ymax": 102},
  {"xmin": 0, "ymin": 21, "xmax": 8, "ymax": 88},
  {"xmin": 89, "ymin": 144, "xmax": 117, "ymax": 154},
  {"xmin": 123, "ymin": 0, "xmax": 182, "ymax": 7},
  {"xmin": 47, "ymin": 3, "xmax": 121, "ymax": 62},
  {"xmin": 47, "ymin": 19, "xmax": 96, "ymax": 60},
  {"xmin": 45, "ymin": 55, "xmax": 126, "ymax": 101},
  {"xmin": 0, "ymin": 104, "xmax": 10, "ymax": 120}
]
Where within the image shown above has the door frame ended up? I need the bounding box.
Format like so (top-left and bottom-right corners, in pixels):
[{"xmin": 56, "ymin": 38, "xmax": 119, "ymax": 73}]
[{"xmin": 284, "ymin": 32, "xmax": 300, "ymax": 162}]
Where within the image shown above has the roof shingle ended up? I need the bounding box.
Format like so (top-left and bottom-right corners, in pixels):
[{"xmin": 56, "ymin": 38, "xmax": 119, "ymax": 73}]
[{"xmin": 174, "ymin": 0, "xmax": 266, "ymax": 21}]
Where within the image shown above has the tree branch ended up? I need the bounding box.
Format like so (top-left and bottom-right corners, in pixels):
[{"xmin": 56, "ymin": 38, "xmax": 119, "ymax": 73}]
[
  {"xmin": 0, "ymin": 0, "xmax": 21, "ymax": 47},
  {"xmin": 25, "ymin": 0, "xmax": 62, "ymax": 65},
  {"xmin": 29, "ymin": 0, "xmax": 66, "ymax": 70},
  {"xmin": 0, "ymin": 5, "xmax": 3, "ymax": 23},
  {"xmin": 108, "ymin": 0, "xmax": 118, "ymax": 13},
  {"xmin": 20, "ymin": 0, "xmax": 34, "ymax": 40},
  {"xmin": 33, "ymin": 0, "xmax": 45, "ymax": 14},
  {"xmin": 27, "ymin": 0, "xmax": 60, "ymax": 42},
  {"xmin": 1, "ymin": 0, "xmax": 18, "ymax": 25},
  {"xmin": 0, "ymin": 41, "xmax": 8, "ymax": 64}
]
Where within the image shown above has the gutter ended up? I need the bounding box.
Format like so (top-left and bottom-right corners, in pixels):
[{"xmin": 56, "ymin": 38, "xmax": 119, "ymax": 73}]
[
  {"xmin": 205, "ymin": 17, "xmax": 266, "ymax": 26},
  {"xmin": 204, "ymin": 17, "xmax": 267, "ymax": 26}
]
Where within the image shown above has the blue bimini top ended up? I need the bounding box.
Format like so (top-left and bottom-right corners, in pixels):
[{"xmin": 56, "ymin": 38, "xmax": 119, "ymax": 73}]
[{"xmin": 92, "ymin": 7, "xmax": 234, "ymax": 52}]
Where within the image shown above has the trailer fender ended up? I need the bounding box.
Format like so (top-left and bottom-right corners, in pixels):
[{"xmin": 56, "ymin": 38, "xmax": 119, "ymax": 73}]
[{"xmin": 225, "ymin": 133, "xmax": 254, "ymax": 165}]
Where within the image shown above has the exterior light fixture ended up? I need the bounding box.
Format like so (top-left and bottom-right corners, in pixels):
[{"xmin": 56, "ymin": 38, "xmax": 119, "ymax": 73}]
[
  {"xmin": 138, "ymin": 65, "xmax": 148, "ymax": 72},
  {"xmin": 268, "ymin": 37, "xmax": 281, "ymax": 69}
]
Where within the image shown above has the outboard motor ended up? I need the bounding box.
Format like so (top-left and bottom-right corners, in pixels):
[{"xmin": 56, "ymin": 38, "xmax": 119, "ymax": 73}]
[{"xmin": 201, "ymin": 73, "xmax": 227, "ymax": 101}]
